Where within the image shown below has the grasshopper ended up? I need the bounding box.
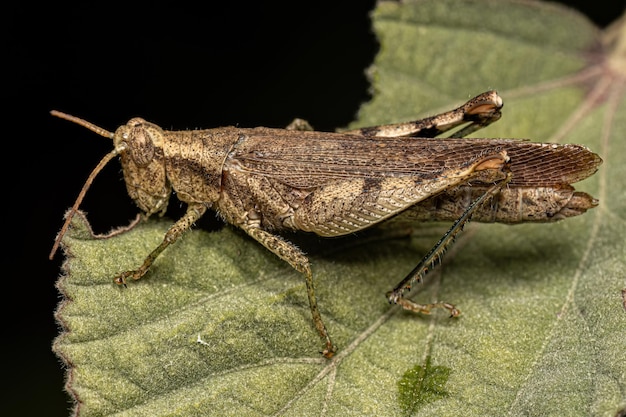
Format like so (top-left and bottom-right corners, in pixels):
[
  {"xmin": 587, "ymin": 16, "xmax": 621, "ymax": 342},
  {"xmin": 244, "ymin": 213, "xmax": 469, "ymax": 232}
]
[{"xmin": 50, "ymin": 91, "xmax": 601, "ymax": 357}]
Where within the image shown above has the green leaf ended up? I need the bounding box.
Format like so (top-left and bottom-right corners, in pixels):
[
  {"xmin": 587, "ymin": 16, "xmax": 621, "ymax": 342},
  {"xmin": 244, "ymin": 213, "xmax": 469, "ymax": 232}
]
[
  {"xmin": 54, "ymin": 1, "xmax": 626, "ymax": 415},
  {"xmin": 398, "ymin": 356, "xmax": 451, "ymax": 415}
]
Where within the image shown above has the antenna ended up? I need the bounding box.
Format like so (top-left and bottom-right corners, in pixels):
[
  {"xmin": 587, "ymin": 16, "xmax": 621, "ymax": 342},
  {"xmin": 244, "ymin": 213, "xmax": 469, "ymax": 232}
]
[{"xmin": 49, "ymin": 111, "xmax": 124, "ymax": 259}]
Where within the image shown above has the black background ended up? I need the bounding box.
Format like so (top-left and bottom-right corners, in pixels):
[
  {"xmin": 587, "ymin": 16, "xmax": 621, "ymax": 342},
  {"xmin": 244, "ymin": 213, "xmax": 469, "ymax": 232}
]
[{"xmin": 6, "ymin": 2, "xmax": 623, "ymax": 415}]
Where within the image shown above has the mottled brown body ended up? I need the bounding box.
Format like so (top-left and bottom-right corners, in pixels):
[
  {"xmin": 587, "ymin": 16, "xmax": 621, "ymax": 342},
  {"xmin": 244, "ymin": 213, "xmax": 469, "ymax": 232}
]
[
  {"xmin": 50, "ymin": 91, "xmax": 601, "ymax": 357},
  {"xmin": 403, "ymin": 185, "xmax": 596, "ymax": 224}
]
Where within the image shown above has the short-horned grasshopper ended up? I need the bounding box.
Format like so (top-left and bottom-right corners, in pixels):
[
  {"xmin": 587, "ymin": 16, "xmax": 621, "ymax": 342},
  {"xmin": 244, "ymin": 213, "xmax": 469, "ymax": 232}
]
[{"xmin": 50, "ymin": 91, "xmax": 601, "ymax": 357}]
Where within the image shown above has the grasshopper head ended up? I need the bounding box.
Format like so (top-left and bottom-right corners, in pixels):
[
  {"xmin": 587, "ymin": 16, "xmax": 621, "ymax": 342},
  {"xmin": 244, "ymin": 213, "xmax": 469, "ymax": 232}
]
[{"xmin": 114, "ymin": 118, "xmax": 171, "ymax": 216}]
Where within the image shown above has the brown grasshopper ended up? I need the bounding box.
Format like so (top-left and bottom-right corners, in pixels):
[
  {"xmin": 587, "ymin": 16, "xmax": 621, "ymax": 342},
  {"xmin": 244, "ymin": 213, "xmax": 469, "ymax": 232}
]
[{"xmin": 49, "ymin": 91, "xmax": 601, "ymax": 357}]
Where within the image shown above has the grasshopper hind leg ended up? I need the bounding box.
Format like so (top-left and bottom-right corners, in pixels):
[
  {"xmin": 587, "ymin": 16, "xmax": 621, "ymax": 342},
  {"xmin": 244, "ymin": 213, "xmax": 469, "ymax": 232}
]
[
  {"xmin": 346, "ymin": 90, "xmax": 503, "ymax": 139},
  {"xmin": 387, "ymin": 171, "xmax": 513, "ymax": 317}
]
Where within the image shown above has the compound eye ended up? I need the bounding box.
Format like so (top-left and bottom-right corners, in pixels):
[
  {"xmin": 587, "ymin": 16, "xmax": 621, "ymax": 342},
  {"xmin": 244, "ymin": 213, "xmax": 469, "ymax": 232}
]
[{"xmin": 128, "ymin": 124, "xmax": 155, "ymax": 166}]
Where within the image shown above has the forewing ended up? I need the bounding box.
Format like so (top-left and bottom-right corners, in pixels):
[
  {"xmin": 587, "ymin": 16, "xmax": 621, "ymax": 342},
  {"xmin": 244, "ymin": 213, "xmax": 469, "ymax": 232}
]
[
  {"xmin": 230, "ymin": 127, "xmax": 601, "ymax": 189},
  {"xmin": 502, "ymin": 142, "xmax": 602, "ymax": 186}
]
